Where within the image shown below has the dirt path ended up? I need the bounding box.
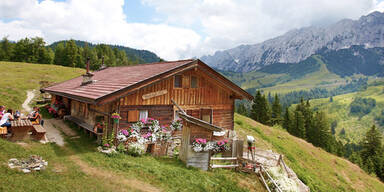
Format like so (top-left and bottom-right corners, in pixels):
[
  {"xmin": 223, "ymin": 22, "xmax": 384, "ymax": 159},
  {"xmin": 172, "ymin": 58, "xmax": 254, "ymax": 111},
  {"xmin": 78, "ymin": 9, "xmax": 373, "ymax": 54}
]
[
  {"xmin": 21, "ymin": 90, "xmax": 36, "ymax": 113},
  {"xmin": 43, "ymin": 119, "xmax": 79, "ymax": 146},
  {"xmin": 47, "ymin": 120, "xmax": 161, "ymax": 192},
  {"xmin": 43, "ymin": 120, "xmax": 66, "ymax": 146},
  {"xmin": 70, "ymin": 155, "xmax": 161, "ymax": 192}
]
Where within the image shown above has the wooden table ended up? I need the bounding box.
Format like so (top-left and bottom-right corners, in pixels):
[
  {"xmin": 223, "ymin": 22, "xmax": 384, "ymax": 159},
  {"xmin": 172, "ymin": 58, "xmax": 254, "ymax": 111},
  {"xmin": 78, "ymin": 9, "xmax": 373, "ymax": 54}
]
[{"xmin": 10, "ymin": 120, "xmax": 33, "ymax": 141}]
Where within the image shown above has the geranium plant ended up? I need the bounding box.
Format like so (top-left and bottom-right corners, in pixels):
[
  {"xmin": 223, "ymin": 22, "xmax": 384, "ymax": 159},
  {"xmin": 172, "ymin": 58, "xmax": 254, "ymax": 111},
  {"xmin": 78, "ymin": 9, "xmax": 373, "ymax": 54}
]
[
  {"xmin": 191, "ymin": 138, "xmax": 230, "ymax": 153},
  {"xmin": 191, "ymin": 138, "xmax": 207, "ymax": 152}
]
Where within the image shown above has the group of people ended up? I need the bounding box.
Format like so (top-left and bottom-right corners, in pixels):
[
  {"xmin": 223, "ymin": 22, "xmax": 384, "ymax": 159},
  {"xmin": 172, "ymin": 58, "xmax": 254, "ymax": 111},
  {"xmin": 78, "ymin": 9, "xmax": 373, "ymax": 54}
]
[{"xmin": 0, "ymin": 105, "xmax": 41, "ymax": 130}]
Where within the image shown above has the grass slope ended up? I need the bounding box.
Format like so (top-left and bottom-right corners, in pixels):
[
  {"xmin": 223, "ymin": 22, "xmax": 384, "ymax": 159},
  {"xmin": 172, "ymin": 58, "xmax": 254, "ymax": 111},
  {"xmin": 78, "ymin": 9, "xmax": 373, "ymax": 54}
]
[
  {"xmin": 0, "ymin": 123, "xmax": 265, "ymax": 192},
  {"xmin": 261, "ymin": 56, "xmax": 344, "ymax": 94},
  {"xmin": 234, "ymin": 114, "xmax": 384, "ymax": 192},
  {"xmin": 307, "ymin": 82, "xmax": 384, "ymax": 143},
  {"xmin": 0, "ymin": 61, "xmax": 84, "ymax": 109},
  {"xmin": 0, "ymin": 61, "xmax": 265, "ymax": 192}
]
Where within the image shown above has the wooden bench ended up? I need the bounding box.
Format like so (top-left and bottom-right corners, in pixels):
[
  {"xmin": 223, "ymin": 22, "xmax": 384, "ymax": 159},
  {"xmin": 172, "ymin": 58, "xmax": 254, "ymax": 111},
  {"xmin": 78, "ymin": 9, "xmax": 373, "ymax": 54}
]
[
  {"xmin": 32, "ymin": 125, "xmax": 46, "ymax": 141},
  {"xmin": 64, "ymin": 115, "xmax": 103, "ymax": 144}
]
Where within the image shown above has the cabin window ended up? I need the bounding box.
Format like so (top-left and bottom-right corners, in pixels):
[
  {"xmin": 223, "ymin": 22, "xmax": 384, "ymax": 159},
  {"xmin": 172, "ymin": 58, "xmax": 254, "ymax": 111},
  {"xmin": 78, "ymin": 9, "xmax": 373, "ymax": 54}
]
[
  {"xmin": 139, "ymin": 110, "xmax": 148, "ymax": 121},
  {"xmin": 191, "ymin": 76, "xmax": 198, "ymax": 88},
  {"xmin": 201, "ymin": 109, "xmax": 212, "ymax": 124},
  {"xmin": 127, "ymin": 110, "xmax": 139, "ymax": 122},
  {"xmin": 174, "ymin": 75, "xmax": 182, "ymax": 88}
]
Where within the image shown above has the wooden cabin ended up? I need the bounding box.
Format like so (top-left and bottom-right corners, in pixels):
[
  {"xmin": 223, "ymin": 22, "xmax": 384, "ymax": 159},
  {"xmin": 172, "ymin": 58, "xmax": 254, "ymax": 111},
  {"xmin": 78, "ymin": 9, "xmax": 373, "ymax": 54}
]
[{"xmin": 42, "ymin": 59, "xmax": 253, "ymax": 142}]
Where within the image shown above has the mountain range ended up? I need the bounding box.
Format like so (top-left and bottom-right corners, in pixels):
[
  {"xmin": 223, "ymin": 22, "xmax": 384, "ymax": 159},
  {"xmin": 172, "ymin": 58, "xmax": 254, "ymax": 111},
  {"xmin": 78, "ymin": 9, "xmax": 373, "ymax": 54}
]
[{"xmin": 201, "ymin": 11, "xmax": 384, "ymax": 72}]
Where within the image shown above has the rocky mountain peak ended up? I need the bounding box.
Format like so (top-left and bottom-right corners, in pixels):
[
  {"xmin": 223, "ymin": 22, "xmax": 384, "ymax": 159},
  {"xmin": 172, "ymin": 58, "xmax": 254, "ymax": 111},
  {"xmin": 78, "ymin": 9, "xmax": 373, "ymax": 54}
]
[{"xmin": 201, "ymin": 11, "xmax": 384, "ymax": 72}]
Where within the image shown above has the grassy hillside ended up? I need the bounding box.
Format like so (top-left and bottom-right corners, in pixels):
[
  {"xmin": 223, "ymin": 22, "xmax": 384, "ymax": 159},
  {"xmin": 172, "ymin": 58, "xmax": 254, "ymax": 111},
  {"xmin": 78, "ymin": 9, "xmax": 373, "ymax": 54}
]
[
  {"xmin": 307, "ymin": 82, "xmax": 384, "ymax": 143},
  {"xmin": 1, "ymin": 61, "xmax": 383, "ymax": 191},
  {"xmin": 234, "ymin": 114, "xmax": 384, "ymax": 191},
  {"xmin": 0, "ymin": 124, "xmax": 265, "ymax": 192},
  {"xmin": 0, "ymin": 61, "xmax": 84, "ymax": 109},
  {"xmin": 222, "ymin": 55, "xmax": 347, "ymax": 95},
  {"xmin": 0, "ymin": 61, "xmax": 265, "ymax": 192},
  {"xmin": 261, "ymin": 56, "xmax": 344, "ymax": 94}
]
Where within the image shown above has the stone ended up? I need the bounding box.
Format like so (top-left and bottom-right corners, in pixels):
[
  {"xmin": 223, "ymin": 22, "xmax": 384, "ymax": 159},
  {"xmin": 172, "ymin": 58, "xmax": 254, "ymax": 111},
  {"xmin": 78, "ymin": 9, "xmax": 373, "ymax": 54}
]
[{"xmin": 8, "ymin": 155, "xmax": 48, "ymax": 173}]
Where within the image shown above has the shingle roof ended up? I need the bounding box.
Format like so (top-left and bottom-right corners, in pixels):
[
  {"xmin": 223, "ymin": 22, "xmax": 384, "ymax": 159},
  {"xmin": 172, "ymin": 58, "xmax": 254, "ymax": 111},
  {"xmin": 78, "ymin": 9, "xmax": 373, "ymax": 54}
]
[
  {"xmin": 43, "ymin": 59, "xmax": 253, "ymax": 104},
  {"xmin": 43, "ymin": 59, "xmax": 195, "ymax": 101}
]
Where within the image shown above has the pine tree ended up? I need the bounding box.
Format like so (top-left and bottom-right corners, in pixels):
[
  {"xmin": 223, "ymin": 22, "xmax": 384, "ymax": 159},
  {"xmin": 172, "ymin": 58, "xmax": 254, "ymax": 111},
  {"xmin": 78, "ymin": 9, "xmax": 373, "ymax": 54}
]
[
  {"xmin": 250, "ymin": 91, "xmax": 271, "ymax": 125},
  {"xmin": 0, "ymin": 37, "xmax": 14, "ymax": 61},
  {"xmin": 64, "ymin": 39, "xmax": 81, "ymax": 67},
  {"xmin": 313, "ymin": 111, "xmax": 332, "ymax": 150},
  {"xmin": 54, "ymin": 42, "xmax": 65, "ymax": 65},
  {"xmin": 237, "ymin": 103, "xmax": 248, "ymax": 116},
  {"xmin": 293, "ymin": 110, "xmax": 305, "ymax": 138},
  {"xmin": 260, "ymin": 95, "xmax": 271, "ymax": 125},
  {"xmin": 361, "ymin": 125, "xmax": 384, "ymax": 179},
  {"xmin": 303, "ymin": 100, "xmax": 314, "ymax": 142},
  {"xmin": 283, "ymin": 107, "xmax": 293, "ymax": 134},
  {"xmin": 250, "ymin": 90, "xmax": 263, "ymax": 122},
  {"xmin": 271, "ymin": 94, "xmax": 282, "ymax": 125}
]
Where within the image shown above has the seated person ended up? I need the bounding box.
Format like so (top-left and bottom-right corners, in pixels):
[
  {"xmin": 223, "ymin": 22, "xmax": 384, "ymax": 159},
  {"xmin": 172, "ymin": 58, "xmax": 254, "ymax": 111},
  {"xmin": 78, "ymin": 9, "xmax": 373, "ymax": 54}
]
[
  {"xmin": 94, "ymin": 122, "xmax": 104, "ymax": 133},
  {"xmin": 0, "ymin": 109, "xmax": 14, "ymax": 129},
  {"xmin": 28, "ymin": 107, "xmax": 40, "ymax": 123},
  {"xmin": 0, "ymin": 106, "xmax": 5, "ymax": 119},
  {"xmin": 14, "ymin": 110, "xmax": 21, "ymax": 120}
]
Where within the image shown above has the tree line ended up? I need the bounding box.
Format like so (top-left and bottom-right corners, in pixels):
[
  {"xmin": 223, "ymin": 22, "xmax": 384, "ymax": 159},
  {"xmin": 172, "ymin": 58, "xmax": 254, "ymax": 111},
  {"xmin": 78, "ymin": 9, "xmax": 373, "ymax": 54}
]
[
  {"xmin": 237, "ymin": 90, "xmax": 384, "ymax": 181},
  {"xmin": 0, "ymin": 37, "xmax": 144, "ymax": 69},
  {"xmin": 268, "ymin": 78, "xmax": 368, "ymax": 109}
]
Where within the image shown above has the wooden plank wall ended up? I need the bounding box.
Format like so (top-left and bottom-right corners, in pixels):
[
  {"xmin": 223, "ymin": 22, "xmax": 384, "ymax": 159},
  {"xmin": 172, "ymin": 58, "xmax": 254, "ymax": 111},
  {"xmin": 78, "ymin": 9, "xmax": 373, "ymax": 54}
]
[
  {"xmin": 119, "ymin": 68, "xmax": 235, "ymax": 130},
  {"xmin": 119, "ymin": 69, "xmax": 233, "ymax": 108}
]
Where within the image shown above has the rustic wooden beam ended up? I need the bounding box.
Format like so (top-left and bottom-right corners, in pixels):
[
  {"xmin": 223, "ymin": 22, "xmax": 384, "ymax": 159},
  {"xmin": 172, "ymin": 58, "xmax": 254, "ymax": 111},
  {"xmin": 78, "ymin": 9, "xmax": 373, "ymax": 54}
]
[{"xmin": 171, "ymin": 99, "xmax": 186, "ymax": 115}]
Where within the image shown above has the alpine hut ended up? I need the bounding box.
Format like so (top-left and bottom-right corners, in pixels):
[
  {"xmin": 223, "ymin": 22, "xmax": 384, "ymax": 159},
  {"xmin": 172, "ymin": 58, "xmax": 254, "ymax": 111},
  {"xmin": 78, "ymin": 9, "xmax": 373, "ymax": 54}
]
[{"xmin": 42, "ymin": 59, "xmax": 253, "ymax": 154}]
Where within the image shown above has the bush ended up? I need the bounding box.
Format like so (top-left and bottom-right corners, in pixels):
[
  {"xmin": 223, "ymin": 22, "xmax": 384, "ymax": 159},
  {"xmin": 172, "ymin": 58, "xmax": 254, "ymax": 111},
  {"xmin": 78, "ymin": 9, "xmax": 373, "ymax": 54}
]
[
  {"xmin": 375, "ymin": 110, "xmax": 384, "ymax": 126},
  {"xmin": 349, "ymin": 97, "xmax": 376, "ymax": 117}
]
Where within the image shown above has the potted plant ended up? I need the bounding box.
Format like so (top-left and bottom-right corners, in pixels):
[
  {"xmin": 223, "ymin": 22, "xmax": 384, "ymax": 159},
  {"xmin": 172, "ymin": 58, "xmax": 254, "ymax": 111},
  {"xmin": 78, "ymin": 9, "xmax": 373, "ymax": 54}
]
[{"xmin": 111, "ymin": 112, "xmax": 121, "ymax": 123}]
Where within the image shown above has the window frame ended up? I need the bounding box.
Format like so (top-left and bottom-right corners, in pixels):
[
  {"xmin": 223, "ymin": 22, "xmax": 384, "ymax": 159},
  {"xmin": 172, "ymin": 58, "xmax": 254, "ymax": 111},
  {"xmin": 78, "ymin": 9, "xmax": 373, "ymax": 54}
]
[
  {"xmin": 174, "ymin": 75, "xmax": 183, "ymax": 88},
  {"xmin": 200, "ymin": 108, "xmax": 212, "ymax": 124},
  {"xmin": 190, "ymin": 75, "xmax": 198, "ymax": 88},
  {"xmin": 139, "ymin": 110, "xmax": 148, "ymax": 121}
]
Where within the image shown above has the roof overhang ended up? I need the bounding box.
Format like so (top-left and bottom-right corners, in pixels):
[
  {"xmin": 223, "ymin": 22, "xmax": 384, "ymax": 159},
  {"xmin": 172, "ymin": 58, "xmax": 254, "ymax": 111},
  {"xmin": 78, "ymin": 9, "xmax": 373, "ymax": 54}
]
[
  {"xmin": 179, "ymin": 112, "xmax": 223, "ymax": 132},
  {"xmin": 43, "ymin": 59, "xmax": 253, "ymax": 105}
]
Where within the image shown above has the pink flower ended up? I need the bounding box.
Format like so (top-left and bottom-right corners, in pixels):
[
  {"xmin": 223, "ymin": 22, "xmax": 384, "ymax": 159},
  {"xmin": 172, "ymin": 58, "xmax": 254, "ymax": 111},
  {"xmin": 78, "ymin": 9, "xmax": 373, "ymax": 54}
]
[{"xmin": 121, "ymin": 130, "xmax": 129, "ymax": 136}]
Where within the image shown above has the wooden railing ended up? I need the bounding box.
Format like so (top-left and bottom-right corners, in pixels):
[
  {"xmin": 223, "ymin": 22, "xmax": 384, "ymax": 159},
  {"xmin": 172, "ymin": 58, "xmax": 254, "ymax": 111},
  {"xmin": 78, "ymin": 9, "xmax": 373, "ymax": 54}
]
[{"xmin": 210, "ymin": 155, "xmax": 287, "ymax": 192}]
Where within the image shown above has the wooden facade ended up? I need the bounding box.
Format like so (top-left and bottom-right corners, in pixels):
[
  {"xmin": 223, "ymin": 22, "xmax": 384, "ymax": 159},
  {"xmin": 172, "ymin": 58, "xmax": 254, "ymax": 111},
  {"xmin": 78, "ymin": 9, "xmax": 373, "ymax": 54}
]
[
  {"xmin": 117, "ymin": 67, "xmax": 235, "ymax": 131},
  {"xmin": 44, "ymin": 59, "xmax": 252, "ymax": 142}
]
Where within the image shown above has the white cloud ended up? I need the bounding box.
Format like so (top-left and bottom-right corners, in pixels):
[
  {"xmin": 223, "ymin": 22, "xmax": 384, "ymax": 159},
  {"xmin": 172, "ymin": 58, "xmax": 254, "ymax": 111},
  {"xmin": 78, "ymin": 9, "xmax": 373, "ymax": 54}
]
[
  {"xmin": 0, "ymin": 0, "xmax": 200, "ymax": 60},
  {"xmin": 0, "ymin": 0, "xmax": 382, "ymax": 60},
  {"xmin": 143, "ymin": 0, "xmax": 380, "ymax": 57},
  {"xmin": 372, "ymin": 0, "xmax": 384, "ymax": 12}
]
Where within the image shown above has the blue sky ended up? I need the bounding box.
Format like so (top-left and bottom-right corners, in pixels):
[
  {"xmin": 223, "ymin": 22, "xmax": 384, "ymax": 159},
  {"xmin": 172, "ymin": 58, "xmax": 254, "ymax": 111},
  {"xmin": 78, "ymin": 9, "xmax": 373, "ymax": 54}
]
[
  {"xmin": 124, "ymin": 0, "xmax": 158, "ymax": 23},
  {"xmin": 0, "ymin": 0, "xmax": 383, "ymax": 59}
]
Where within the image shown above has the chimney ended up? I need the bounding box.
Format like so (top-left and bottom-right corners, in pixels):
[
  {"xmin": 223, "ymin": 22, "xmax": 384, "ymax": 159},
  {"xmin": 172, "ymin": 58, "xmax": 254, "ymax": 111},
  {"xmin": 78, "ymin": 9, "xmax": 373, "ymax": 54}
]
[
  {"xmin": 82, "ymin": 57, "xmax": 94, "ymax": 86},
  {"xmin": 99, "ymin": 56, "xmax": 107, "ymax": 70}
]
